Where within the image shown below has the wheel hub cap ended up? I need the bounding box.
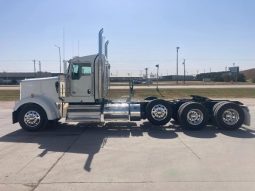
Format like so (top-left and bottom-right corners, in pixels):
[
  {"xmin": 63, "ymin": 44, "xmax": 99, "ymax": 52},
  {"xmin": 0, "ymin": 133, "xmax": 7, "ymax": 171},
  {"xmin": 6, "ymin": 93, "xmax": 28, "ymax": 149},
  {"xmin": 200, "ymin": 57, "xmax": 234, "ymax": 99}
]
[
  {"xmin": 222, "ymin": 109, "xmax": 239, "ymax": 125},
  {"xmin": 187, "ymin": 109, "xmax": 204, "ymax": 125},
  {"xmin": 151, "ymin": 104, "xmax": 168, "ymax": 121},
  {"xmin": 24, "ymin": 110, "xmax": 41, "ymax": 127}
]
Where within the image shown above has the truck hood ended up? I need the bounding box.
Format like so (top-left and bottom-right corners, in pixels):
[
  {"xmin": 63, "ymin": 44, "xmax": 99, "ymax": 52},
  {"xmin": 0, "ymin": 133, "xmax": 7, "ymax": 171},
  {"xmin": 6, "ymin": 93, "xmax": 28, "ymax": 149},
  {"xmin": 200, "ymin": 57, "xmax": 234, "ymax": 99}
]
[
  {"xmin": 21, "ymin": 76, "xmax": 58, "ymax": 83},
  {"xmin": 20, "ymin": 77, "xmax": 59, "ymax": 102}
]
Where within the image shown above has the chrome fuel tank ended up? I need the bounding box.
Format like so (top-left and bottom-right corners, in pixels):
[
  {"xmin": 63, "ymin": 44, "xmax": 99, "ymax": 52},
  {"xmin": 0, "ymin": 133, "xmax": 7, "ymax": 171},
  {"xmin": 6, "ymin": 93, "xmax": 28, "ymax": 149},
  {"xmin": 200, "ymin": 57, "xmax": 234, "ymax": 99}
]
[{"xmin": 103, "ymin": 103, "xmax": 141, "ymax": 121}]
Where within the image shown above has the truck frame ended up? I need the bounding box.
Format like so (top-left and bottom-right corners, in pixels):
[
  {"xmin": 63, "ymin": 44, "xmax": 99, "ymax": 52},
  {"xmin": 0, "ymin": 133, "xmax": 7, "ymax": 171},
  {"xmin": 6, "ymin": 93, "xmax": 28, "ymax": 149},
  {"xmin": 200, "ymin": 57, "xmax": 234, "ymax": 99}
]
[{"xmin": 12, "ymin": 29, "xmax": 250, "ymax": 131}]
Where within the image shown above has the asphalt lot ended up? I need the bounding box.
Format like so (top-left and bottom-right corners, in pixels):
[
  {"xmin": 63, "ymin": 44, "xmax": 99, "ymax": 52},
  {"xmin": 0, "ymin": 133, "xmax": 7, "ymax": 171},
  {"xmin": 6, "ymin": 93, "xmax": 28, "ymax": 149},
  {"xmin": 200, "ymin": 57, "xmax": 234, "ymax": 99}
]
[{"xmin": 0, "ymin": 99, "xmax": 255, "ymax": 191}]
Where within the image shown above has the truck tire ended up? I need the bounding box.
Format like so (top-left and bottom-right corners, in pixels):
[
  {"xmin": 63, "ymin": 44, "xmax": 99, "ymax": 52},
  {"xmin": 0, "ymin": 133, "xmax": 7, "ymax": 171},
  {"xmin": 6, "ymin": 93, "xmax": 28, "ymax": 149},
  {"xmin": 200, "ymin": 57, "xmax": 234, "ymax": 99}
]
[
  {"xmin": 178, "ymin": 102, "xmax": 208, "ymax": 130},
  {"xmin": 146, "ymin": 99, "xmax": 172, "ymax": 126},
  {"xmin": 172, "ymin": 102, "xmax": 190, "ymax": 123},
  {"xmin": 212, "ymin": 101, "xmax": 228, "ymax": 125},
  {"xmin": 212, "ymin": 101, "xmax": 228, "ymax": 113},
  {"xmin": 18, "ymin": 104, "xmax": 48, "ymax": 131},
  {"xmin": 213, "ymin": 102, "xmax": 244, "ymax": 130}
]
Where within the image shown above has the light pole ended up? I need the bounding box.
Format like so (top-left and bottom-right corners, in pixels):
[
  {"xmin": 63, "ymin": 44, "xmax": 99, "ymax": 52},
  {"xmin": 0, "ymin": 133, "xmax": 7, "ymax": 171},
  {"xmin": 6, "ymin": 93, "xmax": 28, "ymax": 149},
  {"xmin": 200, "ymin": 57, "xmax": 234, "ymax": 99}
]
[
  {"xmin": 183, "ymin": 59, "xmax": 186, "ymax": 84},
  {"xmin": 155, "ymin": 64, "xmax": 159, "ymax": 90},
  {"xmin": 176, "ymin": 47, "xmax": 180, "ymax": 84},
  {"xmin": 55, "ymin": 45, "xmax": 62, "ymax": 73}
]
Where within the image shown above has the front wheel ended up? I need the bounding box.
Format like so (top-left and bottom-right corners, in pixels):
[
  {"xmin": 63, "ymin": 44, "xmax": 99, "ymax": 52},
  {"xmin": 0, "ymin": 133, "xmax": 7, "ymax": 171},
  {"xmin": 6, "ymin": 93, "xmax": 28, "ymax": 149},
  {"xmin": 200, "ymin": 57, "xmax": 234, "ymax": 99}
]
[
  {"xmin": 18, "ymin": 104, "xmax": 48, "ymax": 131},
  {"xmin": 146, "ymin": 99, "xmax": 172, "ymax": 126}
]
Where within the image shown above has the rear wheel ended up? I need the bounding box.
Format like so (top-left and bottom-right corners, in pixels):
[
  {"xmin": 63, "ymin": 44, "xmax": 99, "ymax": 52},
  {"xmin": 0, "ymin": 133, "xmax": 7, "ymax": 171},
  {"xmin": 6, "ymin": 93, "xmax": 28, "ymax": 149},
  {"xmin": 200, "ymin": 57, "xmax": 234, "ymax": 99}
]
[
  {"xmin": 178, "ymin": 102, "xmax": 208, "ymax": 130},
  {"xmin": 146, "ymin": 99, "xmax": 172, "ymax": 126},
  {"xmin": 18, "ymin": 104, "xmax": 48, "ymax": 131},
  {"xmin": 214, "ymin": 102, "xmax": 244, "ymax": 130}
]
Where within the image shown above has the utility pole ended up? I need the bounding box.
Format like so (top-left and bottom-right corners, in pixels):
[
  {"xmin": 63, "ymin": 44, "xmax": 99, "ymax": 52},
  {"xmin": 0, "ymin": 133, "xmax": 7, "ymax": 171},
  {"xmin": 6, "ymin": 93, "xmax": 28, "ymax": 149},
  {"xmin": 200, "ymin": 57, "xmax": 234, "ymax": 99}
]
[
  {"xmin": 155, "ymin": 64, "xmax": 159, "ymax": 90},
  {"xmin": 38, "ymin": 61, "xmax": 41, "ymax": 77},
  {"xmin": 55, "ymin": 45, "xmax": 62, "ymax": 73},
  {"xmin": 182, "ymin": 59, "xmax": 186, "ymax": 84},
  {"xmin": 39, "ymin": 61, "xmax": 41, "ymax": 72},
  {"xmin": 145, "ymin": 68, "xmax": 148, "ymax": 79},
  {"xmin": 33, "ymin": 59, "xmax": 36, "ymax": 77},
  {"xmin": 176, "ymin": 47, "xmax": 180, "ymax": 84}
]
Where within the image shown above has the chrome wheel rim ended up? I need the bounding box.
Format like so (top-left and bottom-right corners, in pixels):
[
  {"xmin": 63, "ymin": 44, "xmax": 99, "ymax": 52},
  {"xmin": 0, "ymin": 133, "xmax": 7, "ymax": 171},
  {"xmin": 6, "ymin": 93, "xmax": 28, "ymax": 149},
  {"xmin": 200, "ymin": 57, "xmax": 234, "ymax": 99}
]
[
  {"xmin": 187, "ymin": 109, "xmax": 204, "ymax": 125},
  {"xmin": 222, "ymin": 109, "xmax": 239, "ymax": 126},
  {"xmin": 151, "ymin": 104, "xmax": 168, "ymax": 121},
  {"xmin": 24, "ymin": 110, "xmax": 41, "ymax": 127}
]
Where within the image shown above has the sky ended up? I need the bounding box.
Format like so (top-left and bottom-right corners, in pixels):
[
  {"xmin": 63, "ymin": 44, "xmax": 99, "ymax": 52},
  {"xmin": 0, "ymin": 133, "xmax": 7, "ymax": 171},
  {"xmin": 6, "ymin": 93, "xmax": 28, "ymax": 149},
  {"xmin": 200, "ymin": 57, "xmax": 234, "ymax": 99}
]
[{"xmin": 0, "ymin": 0, "xmax": 254, "ymax": 76}]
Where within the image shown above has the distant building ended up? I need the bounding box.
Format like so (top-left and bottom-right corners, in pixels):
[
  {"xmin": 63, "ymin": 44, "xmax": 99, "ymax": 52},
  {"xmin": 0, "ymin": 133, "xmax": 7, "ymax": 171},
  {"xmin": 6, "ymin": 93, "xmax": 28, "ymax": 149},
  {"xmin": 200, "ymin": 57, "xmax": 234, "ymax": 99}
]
[
  {"xmin": 196, "ymin": 66, "xmax": 244, "ymax": 82},
  {"xmin": 110, "ymin": 76, "xmax": 142, "ymax": 82},
  {"xmin": 161, "ymin": 75, "xmax": 196, "ymax": 81},
  {"xmin": 229, "ymin": 66, "xmax": 239, "ymax": 74},
  {"xmin": 0, "ymin": 72, "xmax": 58, "ymax": 84}
]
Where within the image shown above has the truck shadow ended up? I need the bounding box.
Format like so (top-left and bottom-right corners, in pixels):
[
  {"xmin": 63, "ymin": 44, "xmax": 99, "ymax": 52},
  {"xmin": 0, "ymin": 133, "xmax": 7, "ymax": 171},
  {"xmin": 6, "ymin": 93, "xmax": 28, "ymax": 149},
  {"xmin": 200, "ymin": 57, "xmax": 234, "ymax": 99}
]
[
  {"xmin": 0, "ymin": 122, "xmax": 254, "ymax": 172},
  {"xmin": 181, "ymin": 125, "xmax": 255, "ymax": 139}
]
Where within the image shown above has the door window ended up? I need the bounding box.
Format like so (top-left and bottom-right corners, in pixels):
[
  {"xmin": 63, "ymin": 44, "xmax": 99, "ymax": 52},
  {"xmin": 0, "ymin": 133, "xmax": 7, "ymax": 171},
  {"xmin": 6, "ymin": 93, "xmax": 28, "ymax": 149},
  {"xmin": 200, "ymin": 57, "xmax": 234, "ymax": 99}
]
[{"xmin": 71, "ymin": 63, "xmax": 91, "ymax": 79}]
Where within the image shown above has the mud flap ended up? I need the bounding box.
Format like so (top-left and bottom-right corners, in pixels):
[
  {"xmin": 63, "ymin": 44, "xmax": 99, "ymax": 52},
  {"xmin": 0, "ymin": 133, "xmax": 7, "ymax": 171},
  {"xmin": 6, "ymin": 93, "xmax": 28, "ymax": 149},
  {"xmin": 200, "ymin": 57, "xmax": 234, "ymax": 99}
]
[{"xmin": 242, "ymin": 106, "xmax": 251, "ymax": 126}]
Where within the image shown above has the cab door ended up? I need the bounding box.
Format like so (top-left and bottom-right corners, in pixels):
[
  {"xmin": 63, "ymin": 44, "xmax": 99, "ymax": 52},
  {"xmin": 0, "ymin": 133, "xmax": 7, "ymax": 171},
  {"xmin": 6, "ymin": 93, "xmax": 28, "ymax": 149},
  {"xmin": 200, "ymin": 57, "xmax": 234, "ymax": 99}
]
[{"xmin": 70, "ymin": 63, "xmax": 93, "ymax": 97}]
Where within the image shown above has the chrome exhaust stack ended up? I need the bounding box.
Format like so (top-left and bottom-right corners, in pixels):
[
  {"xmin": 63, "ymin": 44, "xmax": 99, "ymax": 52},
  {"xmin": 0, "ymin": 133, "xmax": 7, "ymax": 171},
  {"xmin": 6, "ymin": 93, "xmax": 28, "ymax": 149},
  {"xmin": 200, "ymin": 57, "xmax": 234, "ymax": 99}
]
[
  {"xmin": 98, "ymin": 28, "xmax": 104, "ymax": 55},
  {"xmin": 105, "ymin": 40, "xmax": 109, "ymax": 58}
]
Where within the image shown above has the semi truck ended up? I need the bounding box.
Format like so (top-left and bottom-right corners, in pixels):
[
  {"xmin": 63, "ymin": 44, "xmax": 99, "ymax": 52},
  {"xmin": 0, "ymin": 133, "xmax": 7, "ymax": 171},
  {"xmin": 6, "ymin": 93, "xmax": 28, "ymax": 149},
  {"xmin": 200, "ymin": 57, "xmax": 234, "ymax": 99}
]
[{"xmin": 12, "ymin": 29, "xmax": 250, "ymax": 131}]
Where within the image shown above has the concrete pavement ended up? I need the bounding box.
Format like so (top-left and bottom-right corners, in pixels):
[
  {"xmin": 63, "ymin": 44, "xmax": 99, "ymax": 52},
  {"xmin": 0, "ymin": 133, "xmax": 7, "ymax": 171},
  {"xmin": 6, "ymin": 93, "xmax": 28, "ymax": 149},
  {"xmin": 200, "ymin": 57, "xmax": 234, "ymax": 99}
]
[{"xmin": 0, "ymin": 99, "xmax": 255, "ymax": 191}]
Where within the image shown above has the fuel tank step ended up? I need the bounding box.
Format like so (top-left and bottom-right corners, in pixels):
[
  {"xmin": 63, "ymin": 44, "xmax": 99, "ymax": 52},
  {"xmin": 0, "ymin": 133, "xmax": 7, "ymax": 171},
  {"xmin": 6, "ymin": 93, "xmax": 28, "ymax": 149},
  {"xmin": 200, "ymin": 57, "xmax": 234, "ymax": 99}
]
[{"xmin": 66, "ymin": 104, "xmax": 101, "ymax": 122}]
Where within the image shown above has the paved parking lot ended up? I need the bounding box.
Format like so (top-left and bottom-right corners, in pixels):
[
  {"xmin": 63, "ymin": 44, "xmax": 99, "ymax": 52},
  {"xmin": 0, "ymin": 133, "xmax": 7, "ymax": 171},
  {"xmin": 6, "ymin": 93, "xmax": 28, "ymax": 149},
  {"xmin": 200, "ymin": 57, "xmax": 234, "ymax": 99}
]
[{"xmin": 0, "ymin": 99, "xmax": 255, "ymax": 191}]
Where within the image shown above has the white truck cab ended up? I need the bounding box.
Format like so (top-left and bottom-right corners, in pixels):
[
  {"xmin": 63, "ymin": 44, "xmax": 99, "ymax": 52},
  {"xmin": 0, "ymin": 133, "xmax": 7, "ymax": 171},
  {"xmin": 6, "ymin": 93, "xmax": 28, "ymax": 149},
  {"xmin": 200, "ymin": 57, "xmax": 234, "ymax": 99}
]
[{"xmin": 12, "ymin": 29, "xmax": 250, "ymax": 131}]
